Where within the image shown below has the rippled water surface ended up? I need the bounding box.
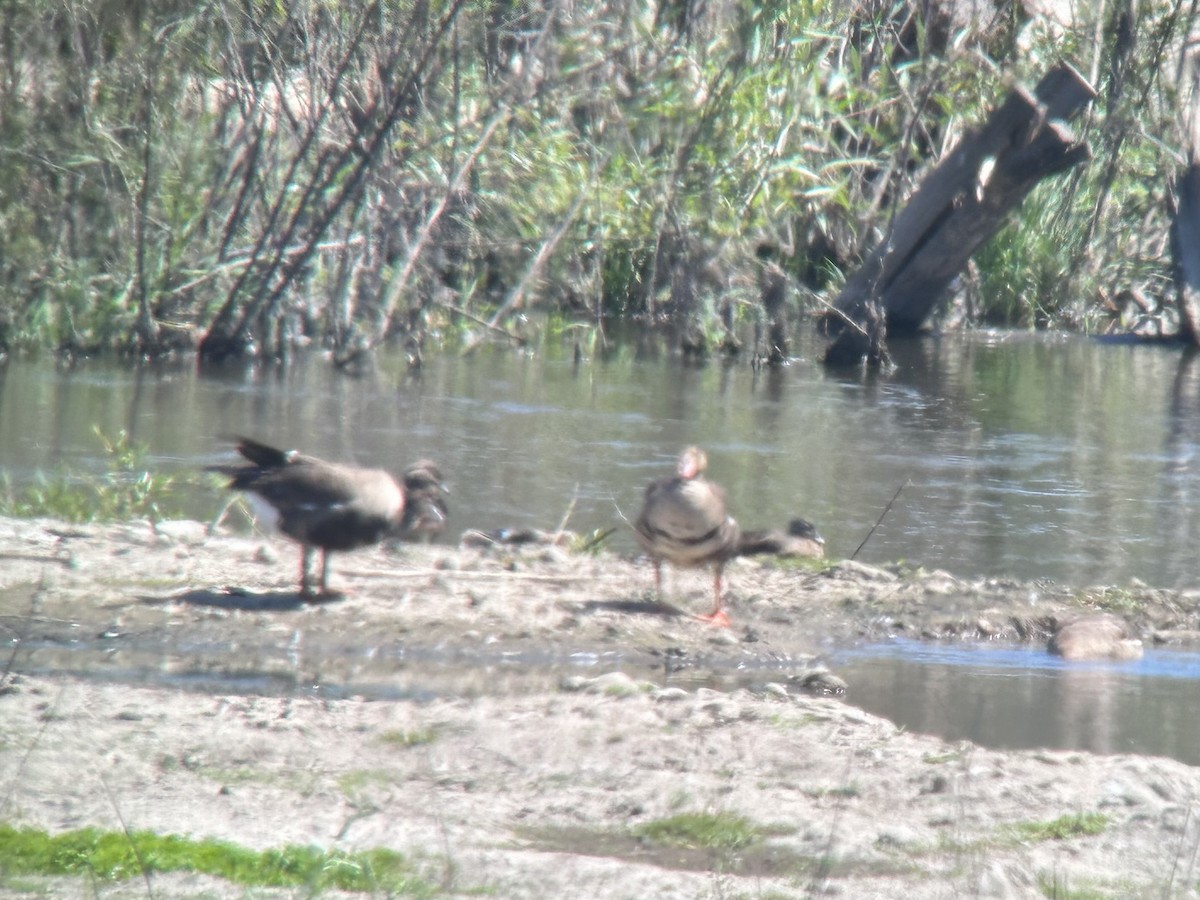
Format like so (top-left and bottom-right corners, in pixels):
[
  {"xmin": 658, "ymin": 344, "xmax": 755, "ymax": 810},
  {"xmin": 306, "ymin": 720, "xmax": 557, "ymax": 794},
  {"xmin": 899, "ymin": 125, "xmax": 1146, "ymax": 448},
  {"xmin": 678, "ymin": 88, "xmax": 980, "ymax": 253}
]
[
  {"xmin": 4, "ymin": 330, "xmax": 1200, "ymax": 767},
  {"xmin": 4, "ymin": 330, "xmax": 1200, "ymax": 587}
]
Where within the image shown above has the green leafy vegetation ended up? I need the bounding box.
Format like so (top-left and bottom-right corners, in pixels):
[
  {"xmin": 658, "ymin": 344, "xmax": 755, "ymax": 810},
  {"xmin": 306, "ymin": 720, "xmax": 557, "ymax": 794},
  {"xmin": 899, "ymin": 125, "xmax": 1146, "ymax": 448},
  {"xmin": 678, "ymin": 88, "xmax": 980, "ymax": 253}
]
[
  {"xmin": 0, "ymin": 427, "xmax": 206, "ymax": 523},
  {"xmin": 0, "ymin": 824, "xmax": 436, "ymax": 895},
  {"xmin": 0, "ymin": 2, "xmax": 1190, "ymax": 360}
]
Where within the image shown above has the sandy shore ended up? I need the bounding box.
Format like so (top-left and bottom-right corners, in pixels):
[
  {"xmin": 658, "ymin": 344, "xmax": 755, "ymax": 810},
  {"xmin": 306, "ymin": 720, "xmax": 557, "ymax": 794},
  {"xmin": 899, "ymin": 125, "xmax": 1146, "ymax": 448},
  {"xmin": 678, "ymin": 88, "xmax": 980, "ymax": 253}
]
[{"xmin": 2, "ymin": 515, "xmax": 1200, "ymax": 898}]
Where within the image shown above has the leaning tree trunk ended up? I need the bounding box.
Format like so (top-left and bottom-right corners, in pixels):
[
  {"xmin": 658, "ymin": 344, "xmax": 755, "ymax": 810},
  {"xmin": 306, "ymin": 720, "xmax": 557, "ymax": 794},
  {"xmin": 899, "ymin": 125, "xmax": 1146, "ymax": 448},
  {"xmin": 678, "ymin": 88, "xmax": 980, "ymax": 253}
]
[
  {"xmin": 822, "ymin": 62, "xmax": 1097, "ymax": 368},
  {"xmin": 1174, "ymin": 33, "xmax": 1200, "ymax": 348}
]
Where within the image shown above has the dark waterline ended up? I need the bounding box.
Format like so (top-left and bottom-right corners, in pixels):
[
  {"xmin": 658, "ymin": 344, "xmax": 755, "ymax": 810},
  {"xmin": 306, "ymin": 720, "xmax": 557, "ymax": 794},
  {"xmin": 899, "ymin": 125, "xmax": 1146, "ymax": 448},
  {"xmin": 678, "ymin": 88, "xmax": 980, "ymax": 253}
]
[{"xmin": 3, "ymin": 330, "xmax": 1200, "ymax": 588}]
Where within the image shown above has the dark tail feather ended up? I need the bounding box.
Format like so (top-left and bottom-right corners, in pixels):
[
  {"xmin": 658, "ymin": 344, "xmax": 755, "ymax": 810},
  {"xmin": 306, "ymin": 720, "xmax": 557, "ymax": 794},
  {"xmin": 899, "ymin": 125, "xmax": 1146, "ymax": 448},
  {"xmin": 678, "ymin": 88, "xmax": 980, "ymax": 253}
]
[{"xmin": 205, "ymin": 436, "xmax": 294, "ymax": 488}]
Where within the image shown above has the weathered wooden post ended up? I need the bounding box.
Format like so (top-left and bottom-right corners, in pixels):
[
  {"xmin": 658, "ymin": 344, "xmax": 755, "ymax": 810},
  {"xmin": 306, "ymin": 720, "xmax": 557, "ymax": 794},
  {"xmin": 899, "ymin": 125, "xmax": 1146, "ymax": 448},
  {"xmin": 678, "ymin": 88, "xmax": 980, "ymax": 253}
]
[
  {"xmin": 1171, "ymin": 160, "xmax": 1200, "ymax": 344},
  {"xmin": 756, "ymin": 243, "xmax": 789, "ymax": 365},
  {"xmin": 822, "ymin": 63, "xmax": 1097, "ymax": 367}
]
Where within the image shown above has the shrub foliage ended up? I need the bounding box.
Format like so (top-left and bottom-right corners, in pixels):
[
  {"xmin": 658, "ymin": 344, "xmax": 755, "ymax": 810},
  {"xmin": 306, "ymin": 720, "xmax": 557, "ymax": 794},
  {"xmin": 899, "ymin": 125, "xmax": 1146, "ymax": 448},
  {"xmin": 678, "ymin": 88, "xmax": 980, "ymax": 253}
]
[{"xmin": 0, "ymin": 0, "xmax": 1194, "ymax": 359}]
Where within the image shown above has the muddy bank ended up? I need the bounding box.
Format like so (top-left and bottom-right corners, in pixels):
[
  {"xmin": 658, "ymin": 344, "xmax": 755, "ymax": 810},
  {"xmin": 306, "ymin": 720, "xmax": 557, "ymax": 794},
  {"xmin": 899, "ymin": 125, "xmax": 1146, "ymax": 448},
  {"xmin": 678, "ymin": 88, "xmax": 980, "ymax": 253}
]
[{"xmin": 3, "ymin": 516, "xmax": 1200, "ymax": 897}]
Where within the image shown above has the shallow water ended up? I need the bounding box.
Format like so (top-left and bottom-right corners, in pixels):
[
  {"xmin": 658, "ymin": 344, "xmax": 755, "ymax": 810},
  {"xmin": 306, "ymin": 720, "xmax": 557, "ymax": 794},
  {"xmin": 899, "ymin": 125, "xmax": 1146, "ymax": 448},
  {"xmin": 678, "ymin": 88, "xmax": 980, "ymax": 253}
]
[
  {"xmin": 830, "ymin": 638, "xmax": 1200, "ymax": 765},
  {"xmin": 5, "ymin": 330, "xmax": 1200, "ymax": 763},
  {"xmin": 20, "ymin": 619, "xmax": 1200, "ymax": 765},
  {"xmin": 4, "ymin": 330, "xmax": 1200, "ymax": 588}
]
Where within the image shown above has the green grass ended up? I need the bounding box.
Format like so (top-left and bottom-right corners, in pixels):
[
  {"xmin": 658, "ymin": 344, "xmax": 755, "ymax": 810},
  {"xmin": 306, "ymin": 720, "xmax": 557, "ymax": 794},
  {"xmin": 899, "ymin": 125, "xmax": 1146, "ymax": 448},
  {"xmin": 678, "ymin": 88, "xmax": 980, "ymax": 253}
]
[
  {"xmin": 379, "ymin": 727, "xmax": 440, "ymax": 748},
  {"xmin": 769, "ymin": 712, "xmax": 827, "ymax": 729},
  {"xmin": 1072, "ymin": 586, "xmax": 1150, "ymax": 617},
  {"xmin": 569, "ymin": 527, "xmax": 616, "ymax": 555},
  {"xmin": 804, "ymin": 783, "xmax": 861, "ymax": 800},
  {"xmin": 632, "ymin": 811, "xmax": 762, "ymax": 851},
  {"xmin": 1008, "ymin": 812, "xmax": 1109, "ymax": 843},
  {"xmin": 0, "ymin": 824, "xmax": 436, "ymax": 895},
  {"xmin": 922, "ymin": 750, "xmax": 967, "ymax": 764},
  {"xmin": 1036, "ymin": 872, "xmax": 1123, "ymax": 899}
]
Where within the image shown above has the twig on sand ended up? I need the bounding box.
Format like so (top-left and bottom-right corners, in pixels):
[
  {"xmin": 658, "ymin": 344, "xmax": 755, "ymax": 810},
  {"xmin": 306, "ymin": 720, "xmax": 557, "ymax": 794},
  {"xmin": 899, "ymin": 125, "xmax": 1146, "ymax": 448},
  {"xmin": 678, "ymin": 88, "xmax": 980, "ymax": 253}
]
[{"xmin": 575, "ymin": 527, "xmax": 616, "ymax": 553}]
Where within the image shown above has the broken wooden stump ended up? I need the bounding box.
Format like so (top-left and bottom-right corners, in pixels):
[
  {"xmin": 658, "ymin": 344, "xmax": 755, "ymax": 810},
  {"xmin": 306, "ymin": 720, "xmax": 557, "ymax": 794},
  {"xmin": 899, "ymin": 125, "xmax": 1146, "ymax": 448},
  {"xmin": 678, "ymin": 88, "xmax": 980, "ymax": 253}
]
[
  {"xmin": 1171, "ymin": 159, "xmax": 1200, "ymax": 344},
  {"xmin": 755, "ymin": 243, "xmax": 790, "ymax": 365},
  {"xmin": 822, "ymin": 62, "xmax": 1097, "ymax": 368}
]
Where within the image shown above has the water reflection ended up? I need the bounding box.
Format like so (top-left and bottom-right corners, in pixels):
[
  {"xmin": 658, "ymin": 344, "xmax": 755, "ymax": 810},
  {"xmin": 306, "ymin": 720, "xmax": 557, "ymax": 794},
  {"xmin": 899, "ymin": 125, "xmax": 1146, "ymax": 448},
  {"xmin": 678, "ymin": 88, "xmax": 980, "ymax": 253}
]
[
  {"xmin": 2, "ymin": 330, "xmax": 1200, "ymax": 586},
  {"xmin": 832, "ymin": 639, "xmax": 1200, "ymax": 764}
]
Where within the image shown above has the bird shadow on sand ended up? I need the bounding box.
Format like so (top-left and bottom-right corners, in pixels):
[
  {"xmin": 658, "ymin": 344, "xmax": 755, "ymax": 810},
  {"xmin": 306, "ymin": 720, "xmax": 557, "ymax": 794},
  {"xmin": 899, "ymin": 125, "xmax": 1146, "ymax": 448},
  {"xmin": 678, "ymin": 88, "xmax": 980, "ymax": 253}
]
[
  {"xmin": 142, "ymin": 587, "xmax": 345, "ymax": 612},
  {"xmin": 0, "ymin": 551, "xmax": 75, "ymax": 567},
  {"xmin": 570, "ymin": 597, "xmax": 691, "ymax": 619}
]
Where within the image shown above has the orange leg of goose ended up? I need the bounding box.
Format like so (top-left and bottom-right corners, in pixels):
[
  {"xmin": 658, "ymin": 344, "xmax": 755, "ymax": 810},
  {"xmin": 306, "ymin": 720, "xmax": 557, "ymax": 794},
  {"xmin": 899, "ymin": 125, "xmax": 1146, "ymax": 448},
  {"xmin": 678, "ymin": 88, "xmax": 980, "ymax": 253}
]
[{"xmin": 695, "ymin": 566, "xmax": 732, "ymax": 627}]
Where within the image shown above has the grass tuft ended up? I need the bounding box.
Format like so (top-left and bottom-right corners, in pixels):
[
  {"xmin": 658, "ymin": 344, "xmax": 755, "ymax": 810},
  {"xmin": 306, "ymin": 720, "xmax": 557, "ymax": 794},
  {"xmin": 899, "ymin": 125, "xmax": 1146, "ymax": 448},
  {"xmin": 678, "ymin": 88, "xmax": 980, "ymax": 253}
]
[
  {"xmin": 379, "ymin": 727, "xmax": 439, "ymax": 748},
  {"xmin": 1035, "ymin": 871, "xmax": 1119, "ymax": 899},
  {"xmin": 1008, "ymin": 812, "xmax": 1109, "ymax": 843},
  {"xmin": 633, "ymin": 811, "xmax": 761, "ymax": 851}
]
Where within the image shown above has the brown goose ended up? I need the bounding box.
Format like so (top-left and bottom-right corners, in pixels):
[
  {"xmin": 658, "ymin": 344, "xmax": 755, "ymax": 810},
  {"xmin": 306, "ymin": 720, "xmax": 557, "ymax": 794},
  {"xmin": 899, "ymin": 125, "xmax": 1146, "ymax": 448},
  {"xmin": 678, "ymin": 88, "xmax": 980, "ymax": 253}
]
[
  {"xmin": 634, "ymin": 446, "xmax": 741, "ymax": 626},
  {"xmin": 396, "ymin": 459, "xmax": 449, "ymax": 542},
  {"xmin": 210, "ymin": 437, "xmax": 407, "ymax": 596}
]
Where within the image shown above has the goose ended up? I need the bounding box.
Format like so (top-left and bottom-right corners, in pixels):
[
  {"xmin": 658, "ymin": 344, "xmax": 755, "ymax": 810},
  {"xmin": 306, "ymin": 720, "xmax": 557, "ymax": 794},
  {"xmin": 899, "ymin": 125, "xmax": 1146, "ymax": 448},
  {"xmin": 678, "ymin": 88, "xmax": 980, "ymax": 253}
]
[
  {"xmin": 396, "ymin": 459, "xmax": 449, "ymax": 541},
  {"xmin": 634, "ymin": 446, "xmax": 741, "ymax": 625},
  {"xmin": 736, "ymin": 517, "xmax": 826, "ymax": 559},
  {"xmin": 211, "ymin": 437, "xmax": 410, "ymax": 596}
]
